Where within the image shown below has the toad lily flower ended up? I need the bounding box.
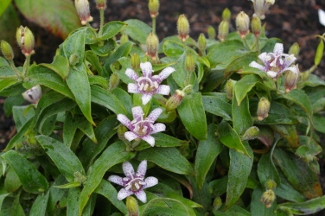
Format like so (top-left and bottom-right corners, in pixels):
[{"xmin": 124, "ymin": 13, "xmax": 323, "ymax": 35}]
[
  {"xmin": 249, "ymin": 43, "xmax": 298, "ymax": 79},
  {"xmin": 126, "ymin": 62, "xmax": 175, "ymax": 105},
  {"xmin": 117, "ymin": 106, "xmax": 165, "ymax": 147},
  {"xmin": 108, "ymin": 160, "xmax": 158, "ymax": 203}
]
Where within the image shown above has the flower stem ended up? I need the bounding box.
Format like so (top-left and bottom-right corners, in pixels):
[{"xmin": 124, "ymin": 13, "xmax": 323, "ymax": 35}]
[
  {"xmin": 98, "ymin": 9, "xmax": 105, "ymax": 37},
  {"xmin": 152, "ymin": 17, "xmax": 156, "ymax": 34},
  {"xmin": 22, "ymin": 55, "xmax": 31, "ymax": 78}
]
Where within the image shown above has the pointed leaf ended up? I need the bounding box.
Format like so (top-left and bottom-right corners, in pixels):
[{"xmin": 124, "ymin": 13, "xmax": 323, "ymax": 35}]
[
  {"xmin": 278, "ymin": 196, "xmax": 325, "ymax": 215},
  {"xmin": 62, "ymin": 28, "xmax": 86, "ymax": 62},
  {"xmin": 40, "ymin": 55, "xmax": 70, "ymax": 80},
  {"xmin": 232, "ymin": 94, "xmax": 252, "ymax": 134},
  {"xmin": 202, "ymin": 95, "xmax": 232, "ymax": 120},
  {"xmin": 100, "ymin": 21, "xmax": 126, "ymax": 40},
  {"xmin": 234, "ymin": 74, "xmax": 262, "ymax": 105},
  {"xmin": 124, "ymin": 19, "xmax": 151, "ymax": 44},
  {"xmin": 0, "ymin": 77, "xmax": 21, "ymax": 93},
  {"xmin": 29, "ymin": 191, "xmax": 50, "ymax": 216}
]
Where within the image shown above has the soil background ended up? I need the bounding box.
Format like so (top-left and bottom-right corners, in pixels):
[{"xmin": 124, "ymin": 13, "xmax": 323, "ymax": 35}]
[{"xmin": 1, "ymin": 0, "xmax": 325, "ymax": 214}]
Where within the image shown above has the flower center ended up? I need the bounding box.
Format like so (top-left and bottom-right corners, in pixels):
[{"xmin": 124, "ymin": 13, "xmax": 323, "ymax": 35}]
[
  {"xmin": 137, "ymin": 77, "xmax": 159, "ymax": 93},
  {"xmin": 133, "ymin": 120, "xmax": 153, "ymax": 137},
  {"xmin": 124, "ymin": 174, "xmax": 146, "ymax": 192}
]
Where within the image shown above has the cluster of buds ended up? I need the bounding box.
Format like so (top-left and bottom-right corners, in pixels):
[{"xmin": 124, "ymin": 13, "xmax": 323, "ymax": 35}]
[
  {"xmin": 177, "ymin": 14, "xmax": 190, "ymax": 42},
  {"xmin": 16, "ymin": 26, "xmax": 35, "ymax": 56},
  {"xmin": 75, "ymin": 0, "xmax": 93, "ymax": 25}
]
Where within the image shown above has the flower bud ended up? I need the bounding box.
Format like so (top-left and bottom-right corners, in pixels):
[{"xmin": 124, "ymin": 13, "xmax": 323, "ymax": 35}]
[
  {"xmin": 252, "ymin": 0, "xmax": 275, "ymax": 20},
  {"xmin": 120, "ymin": 34, "xmax": 129, "ymax": 44},
  {"xmin": 148, "ymin": 0, "xmax": 159, "ymax": 18},
  {"xmin": 95, "ymin": 0, "xmax": 106, "ymax": 10},
  {"xmin": 118, "ymin": 125, "xmax": 128, "ymax": 142},
  {"xmin": 265, "ymin": 179, "xmax": 277, "ymax": 190},
  {"xmin": 165, "ymin": 90, "xmax": 185, "ymax": 112},
  {"xmin": 251, "ymin": 14, "xmax": 262, "ymax": 37},
  {"xmin": 146, "ymin": 33, "xmax": 159, "ymax": 60},
  {"xmin": 69, "ymin": 53, "xmax": 80, "ymax": 66},
  {"xmin": 16, "ymin": 26, "xmax": 35, "ymax": 56},
  {"xmin": 126, "ymin": 196, "xmax": 139, "ymax": 216},
  {"xmin": 222, "ymin": 8, "xmax": 231, "ymax": 21},
  {"xmin": 177, "ymin": 14, "xmax": 190, "ymax": 42},
  {"xmin": 185, "ymin": 53, "xmax": 196, "ymax": 73},
  {"xmin": 207, "ymin": 26, "xmax": 216, "ymax": 40},
  {"xmin": 218, "ymin": 20, "xmax": 229, "ymax": 42},
  {"xmin": 75, "ymin": 0, "xmax": 93, "ymax": 25},
  {"xmin": 74, "ymin": 171, "xmax": 87, "ymax": 184},
  {"xmin": 225, "ymin": 79, "xmax": 235, "ymax": 99},
  {"xmin": 0, "ymin": 40, "xmax": 14, "ymax": 61},
  {"xmin": 236, "ymin": 11, "xmax": 250, "ymax": 38},
  {"xmin": 213, "ymin": 197, "xmax": 222, "ymax": 211},
  {"xmin": 260, "ymin": 189, "xmax": 276, "ymax": 208},
  {"xmin": 197, "ymin": 33, "xmax": 206, "ymax": 53},
  {"xmin": 257, "ymin": 97, "xmax": 270, "ymax": 121},
  {"xmin": 284, "ymin": 65, "xmax": 299, "ymax": 92},
  {"xmin": 288, "ymin": 42, "xmax": 300, "ymax": 57},
  {"xmin": 241, "ymin": 126, "xmax": 259, "ymax": 140},
  {"xmin": 22, "ymin": 85, "xmax": 42, "ymax": 104},
  {"xmin": 108, "ymin": 73, "xmax": 120, "ymax": 90},
  {"xmin": 314, "ymin": 39, "xmax": 324, "ymax": 66},
  {"xmin": 131, "ymin": 53, "xmax": 140, "ymax": 70}
]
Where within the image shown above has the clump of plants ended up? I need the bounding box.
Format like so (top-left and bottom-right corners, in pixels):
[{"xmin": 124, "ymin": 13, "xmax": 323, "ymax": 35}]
[{"xmin": 1, "ymin": 0, "xmax": 325, "ymax": 215}]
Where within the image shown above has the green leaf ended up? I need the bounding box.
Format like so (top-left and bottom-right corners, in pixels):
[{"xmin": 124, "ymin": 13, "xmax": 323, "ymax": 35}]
[
  {"xmin": 67, "ymin": 187, "xmax": 81, "ymax": 216},
  {"xmin": 214, "ymin": 205, "xmax": 250, "ymax": 216},
  {"xmin": 4, "ymin": 167, "xmax": 21, "ymax": 193},
  {"xmin": 257, "ymin": 151, "xmax": 280, "ymax": 187},
  {"xmin": 36, "ymin": 135, "xmax": 85, "ymax": 182},
  {"xmin": 100, "ymin": 21, "xmax": 126, "ymax": 40},
  {"xmin": 0, "ymin": 4, "xmax": 20, "ymax": 45},
  {"xmin": 62, "ymin": 28, "xmax": 86, "ymax": 62},
  {"xmin": 15, "ymin": 0, "xmax": 81, "ymax": 39},
  {"xmin": 234, "ymin": 74, "xmax": 262, "ymax": 105},
  {"xmin": 1, "ymin": 150, "xmax": 49, "ymax": 193},
  {"xmin": 225, "ymin": 142, "xmax": 253, "ymax": 208},
  {"xmin": 27, "ymin": 65, "xmax": 74, "ymax": 99},
  {"xmin": 0, "ymin": 77, "xmax": 21, "ymax": 93},
  {"xmin": 135, "ymin": 133, "xmax": 185, "ymax": 151},
  {"xmin": 278, "ymin": 196, "xmax": 325, "ymax": 215},
  {"xmin": 273, "ymin": 148, "xmax": 322, "ymax": 199},
  {"xmin": 29, "ymin": 191, "xmax": 50, "ymax": 216},
  {"xmin": 313, "ymin": 114, "xmax": 325, "ymax": 133},
  {"xmin": 66, "ymin": 64, "xmax": 94, "ymax": 125},
  {"xmin": 40, "ymin": 54, "xmax": 70, "ymax": 80},
  {"xmin": 274, "ymin": 172, "xmax": 305, "ymax": 202},
  {"xmin": 78, "ymin": 141, "xmax": 135, "ymax": 215},
  {"xmin": 270, "ymin": 125, "xmax": 299, "ymax": 148},
  {"xmin": 177, "ymin": 92, "xmax": 207, "ymax": 140},
  {"xmin": 137, "ymin": 148, "xmax": 193, "ymax": 175},
  {"xmin": 218, "ymin": 121, "xmax": 250, "ymax": 156},
  {"xmin": 202, "ymin": 95, "xmax": 231, "ymax": 121},
  {"xmin": 85, "ymin": 50, "xmax": 103, "ymax": 76},
  {"xmin": 124, "ymin": 19, "xmax": 152, "ymax": 44},
  {"xmin": 11, "ymin": 195, "xmax": 25, "ymax": 216},
  {"xmin": 195, "ymin": 124, "xmax": 223, "ymax": 189},
  {"xmin": 250, "ymin": 186, "xmax": 277, "ymax": 215},
  {"xmin": 163, "ymin": 40, "xmax": 185, "ymax": 56},
  {"xmin": 0, "ymin": 0, "xmax": 11, "ymax": 17},
  {"xmin": 232, "ymin": 94, "xmax": 252, "ymax": 135},
  {"xmin": 94, "ymin": 180, "xmax": 127, "ymax": 214}
]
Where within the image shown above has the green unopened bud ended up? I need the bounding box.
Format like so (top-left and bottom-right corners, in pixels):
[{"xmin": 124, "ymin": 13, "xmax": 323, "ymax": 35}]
[
  {"xmin": 69, "ymin": 53, "xmax": 80, "ymax": 66},
  {"xmin": 120, "ymin": 34, "xmax": 129, "ymax": 44},
  {"xmin": 16, "ymin": 26, "xmax": 35, "ymax": 56},
  {"xmin": 257, "ymin": 97, "xmax": 270, "ymax": 121},
  {"xmin": 74, "ymin": 171, "xmax": 87, "ymax": 184},
  {"xmin": 260, "ymin": 189, "xmax": 276, "ymax": 208},
  {"xmin": 126, "ymin": 196, "xmax": 139, "ymax": 216},
  {"xmin": 236, "ymin": 11, "xmax": 250, "ymax": 38},
  {"xmin": 241, "ymin": 126, "xmax": 259, "ymax": 140},
  {"xmin": 251, "ymin": 14, "xmax": 262, "ymax": 37},
  {"xmin": 131, "ymin": 53, "xmax": 140, "ymax": 70},
  {"xmin": 22, "ymin": 85, "xmax": 42, "ymax": 104},
  {"xmin": 222, "ymin": 8, "xmax": 231, "ymax": 21},
  {"xmin": 95, "ymin": 0, "xmax": 106, "ymax": 10},
  {"xmin": 0, "ymin": 40, "xmax": 14, "ymax": 61},
  {"xmin": 177, "ymin": 14, "xmax": 190, "ymax": 42},
  {"xmin": 117, "ymin": 125, "xmax": 128, "ymax": 142},
  {"xmin": 185, "ymin": 53, "xmax": 195, "ymax": 73},
  {"xmin": 252, "ymin": 0, "xmax": 275, "ymax": 20},
  {"xmin": 146, "ymin": 33, "xmax": 159, "ymax": 60},
  {"xmin": 284, "ymin": 65, "xmax": 300, "ymax": 92},
  {"xmin": 148, "ymin": 0, "xmax": 159, "ymax": 18},
  {"xmin": 165, "ymin": 90, "xmax": 185, "ymax": 112},
  {"xmin": 289, "ymin": 42, "xmax": 300, "ymax": 57},
  {"xmin": 265, "ymin": 179, "xmax": 277, "ymax": 190},
  {"xmin": 75, "ymin": 0, "xmax": 93, "ymax": 25},
  {"xmin": 108, "ymin": 73, "xmax": 120, "ymax": 90},
  {"xmin": 225, "ymin": 79, "xmax": 235, "ymax": 99},
  {"xmin": 197, "ymin": 33, "xmax": 206, "ymax": 53},
  {"xmin": 218, "ymin": 20, "xmax": 229, "ymax": 42},
  {"xmin": 314, "ymin": 39, "xmax": 324, "ymax": 66},
  {"xmin": 213, "ymin": 197, "xmax": 222, "ymax": 211},
  {"xmin": 207, "ymin": 26, "xmax": 216, "ymax": 40}
]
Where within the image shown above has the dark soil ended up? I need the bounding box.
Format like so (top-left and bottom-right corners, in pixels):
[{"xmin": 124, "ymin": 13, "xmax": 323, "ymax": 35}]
[{"xmin": 1, "ymin": 0, "xmax": 325, "ymax": 214}]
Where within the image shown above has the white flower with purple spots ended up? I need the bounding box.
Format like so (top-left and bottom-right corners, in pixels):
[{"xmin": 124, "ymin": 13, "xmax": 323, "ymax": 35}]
[
  {"xmin": 108, "ymin": 160, "xmax": 158, "ymax": 203},
  {"xmin": 249, "ymin": 43, "xmax": 298, "ymax": 79},
  {"xmin": 117, "ymin": 106, "xmax": 165, "ymax": 147},
  {"xmin": 126, "ymin": 62, "xmax": 175, "ymax": 105}
]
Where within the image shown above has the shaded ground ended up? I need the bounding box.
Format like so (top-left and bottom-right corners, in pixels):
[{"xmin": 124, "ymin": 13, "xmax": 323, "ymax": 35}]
[{"xmin": 1, "ymin": 0, "xmax": 325, "ymax": 214}]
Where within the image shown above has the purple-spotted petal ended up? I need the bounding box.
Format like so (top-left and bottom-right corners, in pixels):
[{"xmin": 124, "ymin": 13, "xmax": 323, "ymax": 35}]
[
  {"xmin": 284, "ymin": 65, "xmax": 299, "ymax": 74},
  {"xmin": 153, "ymin": 123, "xmax": 166, "ymax": 133},
  {"xmin": 142, "ymin": 135, "xmax": 155, "ymax": 146},
  {"xmin": 117, "ymin": 188, "xmax": 133, "ymax": 200},
  {"xmin": 117, "ymin": 114, "xmax": 132, "ymax": 128},
  {"xmin": 140, "ymin": 62, "xmax": 153, "ymax": 77},
  {"xmin": 258, "ymin": 52, "xmax": 268, "ymax": 62},
  {"xmin": 125, "ymin": 68, "xmax": 139, "ymax": 81},
  {"xmin": 249, "ymin": 61, "xmax": 266, "ymax": 71},
  {"xmin": 273, "ymin": 43, "xmax": 284, "ymax": 55},
  {"xmin": 128, "ymin": 83, "xmax": 140, "ymax": 94},
  {"xmin": 158, "ymin": 67, "xmax": 175, "ymax": 80},
  {"xmin": 108, "ymin": 175, "xmax": 124, "ymax": 186},
  {"xmin": 141, "ymin": 93, "xmax": 153, "ymax": 105},
  {"xmin": 124, "ymin": 131, "xmax": 139, "ymax": 142},
  {"xmin": 132, "ymin": 106, "xmax": 144, "ymax": 120},
  {"xmin": 147, "ymin": 108, "xmax": 163, "ymax": 122},
  {"xmin": 155, "ymin": 85, "xmax": 170, "ymax": 95},
  {"xmin": 136, "ymin": 160, "xmax": 147, "ymax": 177},
  {"xmin": 283, "ymin": 55, "xmax": 296, "ymax": 67},
  {"xmin": 123, "ymin": 161, "xmax": 135, "ymax": 177},
  {"xmin": 143, "ymin": 176, "xmax": 158, "ymax": 189},
  {"xmin": 266, "ymin": 71, "xmax": 278, "ymax": 78},
  {"xmin": 134, "ymin": 190, "xmax": 147, "ymax": 203}
]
